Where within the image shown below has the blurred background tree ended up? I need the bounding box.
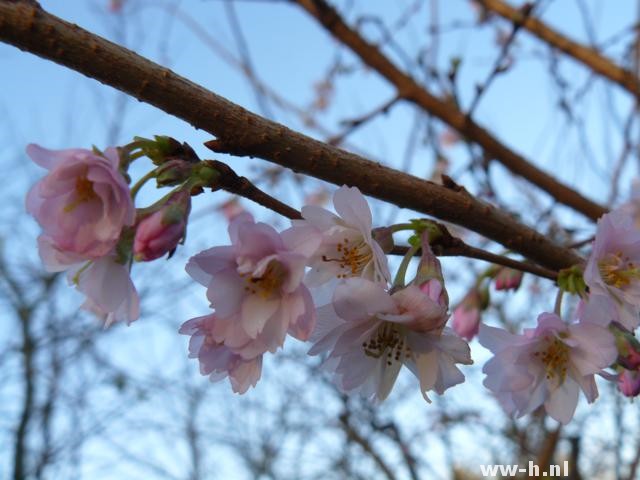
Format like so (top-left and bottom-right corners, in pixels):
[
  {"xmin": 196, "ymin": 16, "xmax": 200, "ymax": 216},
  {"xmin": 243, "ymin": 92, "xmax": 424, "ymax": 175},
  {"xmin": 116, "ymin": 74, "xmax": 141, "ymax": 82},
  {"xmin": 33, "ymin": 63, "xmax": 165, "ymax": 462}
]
[{"xmin": 1, "ymin": 0, "xmax": 639, "ymax": 478}]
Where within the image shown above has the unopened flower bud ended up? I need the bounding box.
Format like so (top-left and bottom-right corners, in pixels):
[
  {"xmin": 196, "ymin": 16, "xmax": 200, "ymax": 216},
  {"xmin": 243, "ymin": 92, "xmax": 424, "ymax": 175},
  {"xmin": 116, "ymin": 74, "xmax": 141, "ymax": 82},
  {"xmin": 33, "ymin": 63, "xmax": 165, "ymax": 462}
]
[
  {"xmin": 155, "ymin": 159, "xmax": 193, "ymax": 187},
  {"xmin": 615, "ymin": 330, "xmax": 640, "ymax": 370},
  {"xmin": 618, "ymin": 370, "xmax": 640, "ymax": 397},
  {"xmin": 414, "ymin": 232, "xmax": 444, "ymax": 283},
  {"xmin": 452, "ymin": 287, "xmax": 489, "ymax": 341},
  {"xmin": 135, "ymin": 136, "xmax": 199, "ymax": 166},
  {"xmin": 494, "ymin": 267, "xmax": 523, "ymax": 291},
  {"xmin": 134, "ymin": 190, "xmax": 191, "ymax": 261}
]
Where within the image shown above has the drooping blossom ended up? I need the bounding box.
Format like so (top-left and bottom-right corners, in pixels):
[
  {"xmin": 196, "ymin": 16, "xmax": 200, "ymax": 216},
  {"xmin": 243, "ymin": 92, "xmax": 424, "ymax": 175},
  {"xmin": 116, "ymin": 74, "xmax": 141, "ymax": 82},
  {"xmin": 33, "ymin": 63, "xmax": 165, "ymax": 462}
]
[
  {"xmin": 479, "ymin": 313, "xmax": 617, "ymax": 424},
  {"xmin": 618, "ymin": 369, "xmax": 640, "ymax": 397},
  {"xmin": 26, "ymin": 144, "xmax": 134, "ymax": 270},
  {"xmin": 309, "ymin": 278, "xmax": 471, "ymax": 402},
  {"xmin": 185, "ymin": 213, "xmax": 318, "ymax": 361},
  {"xmin": 134, "ymin": 189, "xmax": 191, "ymax": 261},
  {"xmin": 288, "ymin": 185, "xmax": 390, "ymax": 285},
  {"xmin": 452, "ymin": 289, "xmax": 483, "ymax": 341},
  {"xmin": 69, "ymin": 254, "xmax": 139, "ymax": 326},
  {"xmin": 179, "ymin": 315, "xmax": 262, "ymax": 394},
  {"xmin": 584, "ymin": 209, "xmax": 640, "ymax": 330}
]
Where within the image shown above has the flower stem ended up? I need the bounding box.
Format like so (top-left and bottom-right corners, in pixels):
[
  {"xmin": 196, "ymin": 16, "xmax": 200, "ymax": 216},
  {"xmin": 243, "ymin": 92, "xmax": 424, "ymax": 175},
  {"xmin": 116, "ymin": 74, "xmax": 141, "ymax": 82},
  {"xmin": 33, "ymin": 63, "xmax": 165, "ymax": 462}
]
[
  {"xmin": 393, "ymin": 243, "xmax": 420, "ymax": 288},
  {"xmin": 130, "ymin": 170, "xmax": 158, "ymax": 199},
  {"xmin": 554, "ymin": 289, "xmax": 564, "ymax": 316}
]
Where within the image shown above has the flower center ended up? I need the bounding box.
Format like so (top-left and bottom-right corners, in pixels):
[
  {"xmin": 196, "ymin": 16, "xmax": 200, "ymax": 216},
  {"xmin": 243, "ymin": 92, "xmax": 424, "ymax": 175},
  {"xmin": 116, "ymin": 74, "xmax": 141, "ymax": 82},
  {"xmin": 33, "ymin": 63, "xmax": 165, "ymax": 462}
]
[
  {"xmin": 533, "ymin": 337, "xmax": 570, "ymax": 382},
  {"xmin": 362, "ymin": 322, "xmax": 411, "ymax": 366},
  {"xmin": 322, "ymin": 236, "xmax": 373, "ymax": 278},
  {"xmin": 64, "ymin": 171, "xmax": 97, "ymax": 212},
  {"xmin": 598, "ymin": 252, "xmax": 640, "ymax": 290},
  {"xmin": 244, "ymin": 260, "xmax": 286, "ymax": 299}
]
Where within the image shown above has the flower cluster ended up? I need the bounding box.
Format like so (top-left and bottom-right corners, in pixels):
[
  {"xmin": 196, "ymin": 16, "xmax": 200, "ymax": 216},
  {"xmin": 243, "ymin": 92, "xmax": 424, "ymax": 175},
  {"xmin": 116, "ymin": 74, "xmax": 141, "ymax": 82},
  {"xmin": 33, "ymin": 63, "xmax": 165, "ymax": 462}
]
[
  {"xmin": 478, "ymin": 200, "xmax": 640, "ymax": 423},
  {"xmin": 180, "ymin": 186, "xmax": 472, "ymax": 397},
  {"xmin": 25, "ymin": 137, "xmax": 640, "ymax": 423},
  {"xmin": 26, "ymin": 141, "xmax": 192, "ymax": 326}
]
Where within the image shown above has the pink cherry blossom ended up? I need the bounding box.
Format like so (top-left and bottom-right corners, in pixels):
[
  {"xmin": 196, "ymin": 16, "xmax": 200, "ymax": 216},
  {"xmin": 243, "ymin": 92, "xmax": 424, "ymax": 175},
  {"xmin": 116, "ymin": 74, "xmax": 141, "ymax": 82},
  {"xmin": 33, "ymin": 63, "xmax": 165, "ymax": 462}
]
[
  {"xmin": 26, "ymin": 144, "xmax": 134, "ymax": 269},
  {"xmin": 584, "ymin": 209, "xmax": 640, "ymax": 330},
  {"xmin": 180, "ymin": 315, "xmax": 262, "ymax": 394},
  {"xmin": 309, "ymin": 278, "xmax": 471, "ymax": 402},
  {"xmin": 185, "ymin": 213, "xmax": 317, "ymax": 360},
  {"xmin": 479, "ymin": 313, "xmax": 617, "ymax": 424},
  {"xmin": 288, "ymin": 185, "xmax": 390, "ymax": 285},
  {"xmin": 69, "ymin": 254, "xmax": 140, "ymax": 326},
  {"xmin": 134, "ymin": 189, "xmax": 191, "ymax": 261}
]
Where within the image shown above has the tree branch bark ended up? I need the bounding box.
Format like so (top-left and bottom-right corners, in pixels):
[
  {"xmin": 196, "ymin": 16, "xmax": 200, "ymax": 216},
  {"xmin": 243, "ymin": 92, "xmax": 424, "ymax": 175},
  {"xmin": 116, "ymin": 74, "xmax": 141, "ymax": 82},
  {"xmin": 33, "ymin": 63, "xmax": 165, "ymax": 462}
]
[
  {"xmin": 294, "ymin": 0, "xmax": 608, "ymax": 222},
  {"xmin": 0, "ymin": 0, "xmax": 582, "ymax": 270}
]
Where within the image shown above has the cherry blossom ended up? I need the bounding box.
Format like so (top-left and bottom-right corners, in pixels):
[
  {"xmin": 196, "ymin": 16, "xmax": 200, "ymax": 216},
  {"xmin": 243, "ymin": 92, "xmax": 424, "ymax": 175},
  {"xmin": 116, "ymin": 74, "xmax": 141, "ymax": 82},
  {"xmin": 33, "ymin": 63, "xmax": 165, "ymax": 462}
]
[
  {"xmin": 180, "ymin": 315, "xmax": 262, "ymax": 394},
  {"xmin": 69, "ymin": 254, "xmax": 139, "ymax": 326},
  {"xmin": 289, "ymin": 185, "xmax": 390, "ymax": 285},
  {"xmin": 584, "ymin": 209, "xmax": 640, "ymax": 330},
  {"xmin": 309, "ymin": 278, "xmax": 471, "ymax": 402},
  {"xmin": 479, "ymin": 313, "xmax": 617, "ymax": 424},
  {"xmin": 185, "ymin": 213, "xmax": 317, "ymax": 360},
  {"xmin": 26, "ymin": 144, "xmax": 134, "ymax": 268}
]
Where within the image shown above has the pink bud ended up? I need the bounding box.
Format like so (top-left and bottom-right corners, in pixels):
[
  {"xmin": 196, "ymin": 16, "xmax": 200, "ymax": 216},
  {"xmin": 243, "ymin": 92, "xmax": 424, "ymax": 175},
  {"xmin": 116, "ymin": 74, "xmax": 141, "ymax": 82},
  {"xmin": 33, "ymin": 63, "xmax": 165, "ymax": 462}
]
[
  {"xmin": 494, "ymin": 267, "xmax": 523, "ymax": 291},
  {"xmin": 615, "ymin": 331, "xmax": 640, "ymax": 370},
  {"xmin": 618, "ymin": 370, "xmax": 640, "ymax": 397},
  {"xmin": 134, "ymin": 190, "xmax": 191, "ymax": 261},
  {"xmin": 452, "ymin": 290, "xmax": 483, "ymax": 341}
]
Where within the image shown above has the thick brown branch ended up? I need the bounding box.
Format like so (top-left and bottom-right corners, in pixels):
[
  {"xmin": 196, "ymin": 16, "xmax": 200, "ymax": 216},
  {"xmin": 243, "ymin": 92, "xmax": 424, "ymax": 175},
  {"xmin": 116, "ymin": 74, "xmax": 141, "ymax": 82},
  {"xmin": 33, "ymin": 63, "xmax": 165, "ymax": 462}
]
[
  {"xmin": 0, "ymin": 1, "xmax": 582, "ymax": 270},
  {"xmin": 295, "ymin": 0, "xmax": 607, "ymax": 221},
  {"xmin": 476, "ymin": 0, "xmax": 640, "ymax": 100}
]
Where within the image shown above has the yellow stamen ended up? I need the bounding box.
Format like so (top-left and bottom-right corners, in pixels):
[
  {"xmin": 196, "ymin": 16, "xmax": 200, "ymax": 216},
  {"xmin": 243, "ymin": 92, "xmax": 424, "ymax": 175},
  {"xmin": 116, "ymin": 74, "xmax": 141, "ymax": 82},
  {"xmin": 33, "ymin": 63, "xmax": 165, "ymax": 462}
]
[
  {"xmin": 64, "ymin": 170, "xmax": 97, "ymax": 212},
  {"xmin": 599, "ymin": 252, "xmax": 640, "ymax": 289},
  {"xmin": 322, "ymin": 237, "xmax": 373, "ymax": 278},
  {"xmin": 243, "ymin": 260, "xmax": 286, "ymax": 299},
  {"xmin": 532, "ymin": 337, "xmax": 570, "ymax": 382}
]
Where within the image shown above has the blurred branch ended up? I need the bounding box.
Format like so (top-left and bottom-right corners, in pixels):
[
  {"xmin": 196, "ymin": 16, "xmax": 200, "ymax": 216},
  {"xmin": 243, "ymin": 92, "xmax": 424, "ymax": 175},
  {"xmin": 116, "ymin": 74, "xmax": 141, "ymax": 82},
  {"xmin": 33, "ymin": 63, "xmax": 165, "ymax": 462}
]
[
  {"xmin": 475, "ymin": 0, "xmax": 640, "ymax": 99},
  {"xmin": 294, "ymin": 0, "xmax": 608, "ymax": 222}
]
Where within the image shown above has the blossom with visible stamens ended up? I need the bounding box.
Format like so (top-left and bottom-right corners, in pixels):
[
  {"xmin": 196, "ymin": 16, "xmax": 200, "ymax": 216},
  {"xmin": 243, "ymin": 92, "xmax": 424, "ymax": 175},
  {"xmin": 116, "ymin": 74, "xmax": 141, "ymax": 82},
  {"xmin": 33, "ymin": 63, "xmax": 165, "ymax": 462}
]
[
  {"xmin": 309, "ymin": 278, "xmax": 471, "ymax": 402},
  {"xmin": 26, "ymin": 144, "xmax": 134, "ymax": 270},
  {"xmin": 185, "ymin": 213, "xmax": 317, "ymax": 363},
  {"xmin": 479, "ymin": 312, "xmax": 617, "ymax": 424},
  {"xmin": 287, "ymin": 185, "xmax": 390, "ymax": 285},
  {"xmin": 584, "ymin": 209, "xmax": 640, "ymax": 330}
]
